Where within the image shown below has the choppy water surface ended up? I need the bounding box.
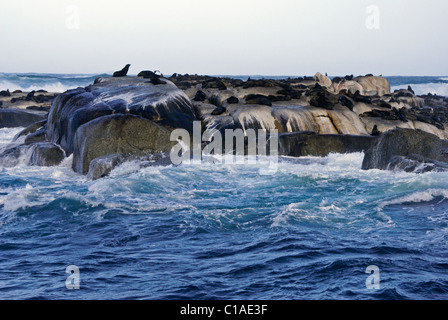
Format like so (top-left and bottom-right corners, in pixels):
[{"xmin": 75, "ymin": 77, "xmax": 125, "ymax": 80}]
[{"xmin": 0, "ymin": 127, "xmax": 447, "ymax": 300}]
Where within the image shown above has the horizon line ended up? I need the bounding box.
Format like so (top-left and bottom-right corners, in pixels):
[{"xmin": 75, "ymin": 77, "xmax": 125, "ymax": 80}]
[{"xmin": 0, "ymin": 72, "xmax": 447, "ymax": 78}]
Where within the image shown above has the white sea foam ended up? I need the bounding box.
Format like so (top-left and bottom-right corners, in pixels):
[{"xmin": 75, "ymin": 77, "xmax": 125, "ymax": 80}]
[
  {"xmin": 0, "ymin": 184, "xmax": 50, "ymax": 212},
  {"xmin": 108, "ymin": 160, "xmax": 146, "ymax": 177},
  {"xmin": 0, "ymin": 127, "xmax": 24, "ymax": 147},
  {"xmin": 0, "ymin": 80, "xmax": 76, "ymax": 93},
  {"xmin": 59, "ymin": 154, "xmax": 73, "ymax": 168},
  {"xmin": 378, "ymin": 189, "xmax": 448, "ymax": 211},
  {"xmin": 271, "ymin": 199, "xmax": 351, "ymax": 228},
  {"xmin": 391, "ymin": 83, "xmax": 448, "ymax": 96}
]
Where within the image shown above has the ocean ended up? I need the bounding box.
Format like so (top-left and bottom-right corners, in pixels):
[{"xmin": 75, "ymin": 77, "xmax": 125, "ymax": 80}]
[
  {"xmin": 1, "ymin": 73, "xmax": 448, "ymax": 96},
  {"xmin": 0, "ymin": 74, "xmax": 448, "ymax": 300}
]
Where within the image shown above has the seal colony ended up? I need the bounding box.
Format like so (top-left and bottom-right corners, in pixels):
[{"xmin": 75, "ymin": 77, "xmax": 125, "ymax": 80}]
[{"xmin": 2, "ymin": 66, "xmax": 448, "ymax": 179}]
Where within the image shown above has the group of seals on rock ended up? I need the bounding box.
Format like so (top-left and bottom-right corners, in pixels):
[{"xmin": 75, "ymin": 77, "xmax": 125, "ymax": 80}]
[
  {"xmin": 0, "ymin": 90, "xmax": 11, "ymax": 97},
  {"xmin": 3, "ymin": 65, "xmax": 448, "ymax": 178},
  {"xmin": 0, "ymin": 89, "xmax": 56, "ymax": 113},
  {"xmin": 113, "ymin": 65, "xmax": 170, "ymax": 86},
  {"xmin": 9, "ymin": 91, "xmax": 54, "ymax": 106}
]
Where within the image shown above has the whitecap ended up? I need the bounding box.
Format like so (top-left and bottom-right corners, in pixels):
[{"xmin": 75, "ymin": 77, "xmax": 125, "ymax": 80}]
[
  {"xmin": 378, "ymin": 188, "xmax": 448, "ymax": 211},
  {"xmin": 0, "ymin": 184, "xmax": 52, "ymax": 212},
  {"xmin": 0, "ymin": 80, "xmax": 77, "ymax": 93},
  {"xmin": 391, "ymin": 83, "xmax": 448, "ymax": 96},
  {"xmin": 0, "ymin": 127, "xmax": 24, "ymax": 147}
]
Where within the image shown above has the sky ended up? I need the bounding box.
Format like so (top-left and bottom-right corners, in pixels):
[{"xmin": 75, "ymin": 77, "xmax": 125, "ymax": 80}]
[{"xmin": 0, "ymin": 0, "xmax": 447, "ymax": 76}]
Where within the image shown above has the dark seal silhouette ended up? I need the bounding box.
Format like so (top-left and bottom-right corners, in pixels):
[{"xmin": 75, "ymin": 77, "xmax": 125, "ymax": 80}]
[
  {"xmin": 193, "ymin": 90, "xmax": 207, "ymax": 102},
  {"xmin": 371, "ymin": 125, "xmax": 381, "ymax": 136},
  {"xmin": 138, "ymin": 70, "xmax": 156, "ymax": 78},
  {"xmin": 113, "ymin": 64, "xmax": 131, "ymax": 77},
  {"xmin": 148, "ymin": 76, "xmax": 166, "ymax": 86}
]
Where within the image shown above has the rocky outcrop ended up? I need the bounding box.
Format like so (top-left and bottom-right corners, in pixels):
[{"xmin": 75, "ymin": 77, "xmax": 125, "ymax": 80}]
[
  {"xmin": 2, "ymin": 71, "xmax": 448, "ymax": 178},
  {"xmin": 0, "ymin": 89, "xmax": 56, "ymax": 111},
  {"xmin": 86, "ymin": 154, "xmax": 125, "ymax": 180},
  {"xmin": 24, "ymin": 128, "xmax": 46, "ymax": 145},
  {"xmin": 333, "ymin": 80, "xmax": 365, "ymax": 96},
  {"xmin": 353, "ymin": 76, "xmax": 391, "ymax": 96},
  {"xmin": 362, "ymin": 128, "xmax": 448, "ymax": 171},
  {"xmin": 0, "ymin": 141, "xmax": 64, "ymax": 167},
  {"xmin": 332, "ymin": 75, "xmax": 390, "ymax": 97},
  {"xmin": 46, "ymin": 76, "xmax": 195, "ymax": 156},
  {"xmin": 188, "ymin": 74, "xmax": 448, "ymax": 142},
  {"xmin": 72, "ymin": 114, "xmax": 175, "ymax": 174},
  {"xmin": 13, "ymin": 119, "xmax": 47, "ymax": 141},
  {"xmin": 279, "ymin": 132, "xmax": 378, "ymax": 157},
  {"xmin": 386, "ymin": 154, "xmax": 448, "ymax": 173},
  {"xmin": 28, "ymin": 142, "xmax": 65, "ymax": 166},
  {"xmin": 314, "ymin": 72, "xmax": 332, "ymax": 90},
  {"xmin": 1, "ymin": 76, "xmax": 195, "ymax": 174}
]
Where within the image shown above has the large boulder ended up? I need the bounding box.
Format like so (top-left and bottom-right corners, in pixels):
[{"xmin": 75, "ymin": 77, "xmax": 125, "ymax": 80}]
[
  {"xmin": 279, "ymin": 132, "xmax": 378, "ymax": 157},
  {"xmin": 353, "ymin": 76, "xmax": 391, "ymax": 96},
  {"xmin": 13, "ymin": 119, "xmax": 47, "ymax": 141},
  {"xmin": 314, "ymin": 72, "xmax": 332, "ymax": 90},
  {"xmin": 46, "ymin": 76, "xmax": 196, "ymax": 155},
  {"xmin": 386, "ymin": 154, "xmax": 448, "ymax": 173},
  {"xmin": 24, "ymin": 128, "xmax": 46, "ymax": 145},
  {"xmin": 333, "ymin": 80, "xmax": 365, "ymax": 96},
  {"xmin": 333, "ymin": 76, "xmax": 391, "ymax": 97},
  {"xmin": 0, "ymin": 144, "xmax": 29, "ymax": 167},
  {"xmin": 72, "ymin": 114, "xmax": 175, "ymax": 174},
  {"xmin": 362, "ymin": 128, "xmax": 448, "ymax": 171},
  {"xmin": 201, "ymin": 103, "xmax": 370, "ymax": 137},
  {"xmin": 86, "ymin": 154, "xmax": 125, "ymax": 180},
  {"xmin": 28, "ymin": 142, "xmax": 65, "ymax": 166},
  {"xmin": 0, "ymin": 109, "xmax": 46, "ymax": 128},
  {"xmin": 0, "ymin": 142, "xmax": 64, "ymax": 167}
]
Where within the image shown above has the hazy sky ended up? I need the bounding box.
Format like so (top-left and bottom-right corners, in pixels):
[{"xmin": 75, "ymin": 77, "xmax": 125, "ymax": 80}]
[{"xmin": 1, "ymin": 0, "xmax": 447, "ymax": 76}]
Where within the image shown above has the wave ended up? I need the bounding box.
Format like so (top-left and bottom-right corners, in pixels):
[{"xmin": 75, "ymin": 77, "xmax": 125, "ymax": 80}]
[
  {"xmin": 0, "ymin": 127, "xmax": 24, "ymax": 146},
  {"xmin": 391, "ymin": 82, "xmax": 448, "ymax": 97},
  {"xmin": 0, "ymin": 73, "xmax": 108, "ymax": 93},
  {"xmin": 0, "ymin": 80, "xmax": 78, "ymax": 93},
  {"xmin": 378, "ymin": 189, "xmax": 448, "ymax": 211},
  {"xmin": 0, "ymin": 183, "xmax": 46, "ymax": 212}
]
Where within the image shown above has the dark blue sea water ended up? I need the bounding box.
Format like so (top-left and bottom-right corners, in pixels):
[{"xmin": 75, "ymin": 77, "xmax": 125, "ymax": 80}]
[{"xmin": 0, "ymin": 74, "xmax": 448, "ymax": 300}]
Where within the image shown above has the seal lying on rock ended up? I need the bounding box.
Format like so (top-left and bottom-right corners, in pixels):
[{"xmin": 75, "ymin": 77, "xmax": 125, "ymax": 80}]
[
  {"xmin": 138, "ymin": 70, "xmax": 156, "ymax": 78},
  {"xmin": 307, "ymin": 83, "xmax": 339, "ymax": 110},
  {"xmin": 113, "ymin": 64, "xmax": 131, "ymax": 77},
  {"xmin": 148, "ymin": 76, "xmax": 167, "ymax": 85},
  {"xmin": 137, "ymin": 70, "xmax": 167, "ymax": 85},
  {"xmin": 244, "ymin": 94, "xmax": 272, "ymax": 107},
  {"xmin": 193, "ymin": 90, "xmax": 207, "ymax": 102}
]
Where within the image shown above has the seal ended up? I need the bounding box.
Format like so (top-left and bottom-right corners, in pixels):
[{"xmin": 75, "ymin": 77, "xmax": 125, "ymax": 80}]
[
  {"xmin": 148, "ymin": 76, "xmax": 166, "ymax": 85},
  {"xmin": 138, "ymin": 70, "xmax": 156, "ymax": 78},
  {"xmin": 371, "ymin": 125, "xmax": 381, "ymax": 136},
  {"xmin": 113, "ymin": 64, "xmax": 131, "ymax": 77}
]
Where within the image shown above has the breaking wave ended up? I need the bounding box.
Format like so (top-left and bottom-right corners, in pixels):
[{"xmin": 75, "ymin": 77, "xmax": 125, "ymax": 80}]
[{"xmin": 0, "ymin": 73, "xmax": 109, "ymax": 93}]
